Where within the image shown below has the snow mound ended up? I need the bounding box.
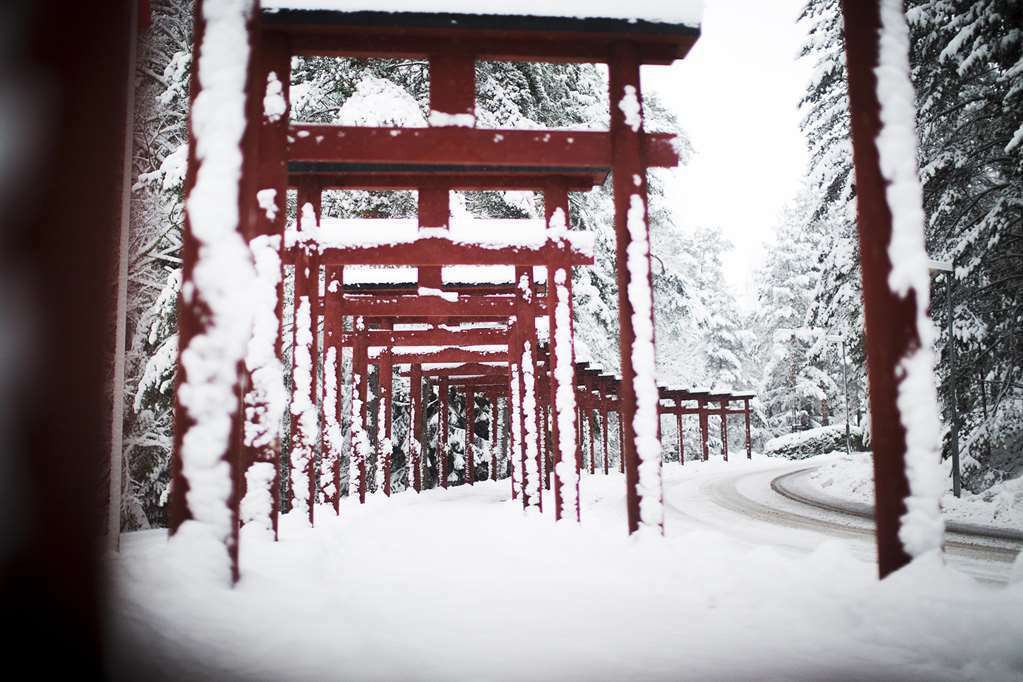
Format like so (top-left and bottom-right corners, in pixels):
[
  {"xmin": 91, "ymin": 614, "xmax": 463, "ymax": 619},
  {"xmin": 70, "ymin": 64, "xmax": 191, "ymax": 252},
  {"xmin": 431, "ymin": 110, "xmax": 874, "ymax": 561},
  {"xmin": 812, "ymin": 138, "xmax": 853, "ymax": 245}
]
[{"xmin": 765, "ymin": 424, "xmax": 864, "ymax": 459}]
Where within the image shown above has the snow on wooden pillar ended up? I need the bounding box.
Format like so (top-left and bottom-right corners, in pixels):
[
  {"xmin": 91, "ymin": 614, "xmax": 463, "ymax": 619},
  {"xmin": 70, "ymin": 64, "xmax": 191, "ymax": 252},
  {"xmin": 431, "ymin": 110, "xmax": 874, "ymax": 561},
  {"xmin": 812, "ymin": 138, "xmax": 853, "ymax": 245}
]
[
  {"xmin": 744, "ymin": 398, "xmax": 752, "ymax": 460},
  {"xmin": 465, "ymin": 387, "xmax": 476, "ymax": 485},
  {"xmin": 351, "ymin": 319, "xmax": 369, "ymax": 504},
  {"xmin": 440, "ymin": 378, "xmax": 450, "ymax": 489},
  {"xmin": 610, "ymin": 41, "xmax": 663, "ymax": 535},
  {"xmin": 720, "ymin": 401, "xmax": 729, "ymax": 462},
  {"xmin": 321, "ymin": 266, "xmax": 344, "ymax": 513},
  {"xmin": 675, "ymin": 398, "xmax": 685, "ymax": 466},
  {"xmin": 515, "ymin": 266, "xmax": 542, "ymax": 512},
  {"xmin": 841, "ymin": 0, "xmax": 944, "ymax": 577},
  {"xmin": 508, "ymin": 363, "xmax": 520, "ymax": 499},
  {"xmin": 699, "ymin": 399, "xmax": 710, "ymax": 461},
  {"xmin": 617, "ymin": 408, "xmax": 625, "ymax": 474},
  {"xmin": 378, "ymin": 319, "xmax": 394, "ymax": 496},
  {"xmin": 289, "ymin": 248, "xmax": 316, "ymax": 524},
  {"xmin": 240, "ymin": 29, "xmax": 290, "ymax": 541},
  {"xmin": 291, "ymin": 182, "xmax": 321, "ymax": 526},
  {"xmin": 489, "ymin": 389, "xmax": 500, "ymax": 481},
  {"xmin": 601, "ymin": 396, "xmax": 610, "ymax": 475},
  {"xmin": 170, "ymin": 0, "xmax": 258, "ymax": 583},
  {"xmin": 410, "ymin": 363, "xmax": 424, "ymax": 492}
]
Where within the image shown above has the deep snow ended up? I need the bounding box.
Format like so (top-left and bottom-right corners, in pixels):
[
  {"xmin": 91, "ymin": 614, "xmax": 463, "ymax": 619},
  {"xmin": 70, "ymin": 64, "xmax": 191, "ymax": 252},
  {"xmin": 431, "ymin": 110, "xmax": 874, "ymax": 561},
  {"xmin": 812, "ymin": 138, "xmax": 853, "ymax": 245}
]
[
  {"xmin": 112, "ymin": 459, "xmax": 1023, "ymax": 680},
  {"xmin": 807, "ymin": 451, "xmax": 1023, "ymax": 534}
]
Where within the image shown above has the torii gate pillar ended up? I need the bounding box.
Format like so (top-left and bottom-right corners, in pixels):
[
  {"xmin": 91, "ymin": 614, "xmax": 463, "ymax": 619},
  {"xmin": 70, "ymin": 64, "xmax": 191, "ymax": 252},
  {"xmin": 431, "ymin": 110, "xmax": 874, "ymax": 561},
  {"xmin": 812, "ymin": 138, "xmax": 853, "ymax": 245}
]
[{"xmin": 610, "ymin": 42, "xmax": 663, "ymax": 535}]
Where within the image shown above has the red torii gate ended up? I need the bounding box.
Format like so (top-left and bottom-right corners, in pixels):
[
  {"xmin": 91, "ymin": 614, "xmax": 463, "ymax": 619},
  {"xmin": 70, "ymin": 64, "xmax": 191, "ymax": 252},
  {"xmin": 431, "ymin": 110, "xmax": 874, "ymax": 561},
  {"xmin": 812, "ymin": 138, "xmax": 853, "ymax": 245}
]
[{"xmin": 161, "ymin": 0, "xmax": 935, "ymax": 585}]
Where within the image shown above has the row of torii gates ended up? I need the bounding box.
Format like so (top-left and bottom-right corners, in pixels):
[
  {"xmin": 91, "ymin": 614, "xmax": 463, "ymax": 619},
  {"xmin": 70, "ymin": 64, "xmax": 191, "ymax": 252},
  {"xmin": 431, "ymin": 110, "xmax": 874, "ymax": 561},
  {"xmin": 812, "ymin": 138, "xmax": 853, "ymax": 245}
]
[
  {"xmin": 170, "ymin": 2, "xmax": 745, "ymax": 580},
  {"xmin": 165, "ymin": 0, "xmax": 931, "ymax": 584}
]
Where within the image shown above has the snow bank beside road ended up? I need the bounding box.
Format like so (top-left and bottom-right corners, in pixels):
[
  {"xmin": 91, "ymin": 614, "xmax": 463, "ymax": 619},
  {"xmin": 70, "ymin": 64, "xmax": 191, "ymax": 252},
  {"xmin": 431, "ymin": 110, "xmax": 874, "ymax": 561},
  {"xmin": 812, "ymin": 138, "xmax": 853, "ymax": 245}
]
[{"xmin": 808, "ymin": 451, "xmax": 1023, "ymax": 534}]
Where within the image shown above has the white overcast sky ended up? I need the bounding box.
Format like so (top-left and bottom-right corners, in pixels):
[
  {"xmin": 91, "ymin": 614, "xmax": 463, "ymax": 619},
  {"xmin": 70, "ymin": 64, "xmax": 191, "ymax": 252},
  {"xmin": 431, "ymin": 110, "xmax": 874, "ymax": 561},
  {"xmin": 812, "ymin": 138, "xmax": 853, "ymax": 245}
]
[{"xmin": 643, "ymin": 0, "xmax": 814, "ymax": 308}]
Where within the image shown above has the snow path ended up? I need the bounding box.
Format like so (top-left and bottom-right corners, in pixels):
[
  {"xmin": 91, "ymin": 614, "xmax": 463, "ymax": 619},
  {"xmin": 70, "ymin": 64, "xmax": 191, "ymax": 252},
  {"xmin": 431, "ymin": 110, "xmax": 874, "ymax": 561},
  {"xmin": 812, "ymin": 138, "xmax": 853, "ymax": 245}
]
[{"xmin": 112, "ymin": 459, "xmax": 1023, "ymax": 680}]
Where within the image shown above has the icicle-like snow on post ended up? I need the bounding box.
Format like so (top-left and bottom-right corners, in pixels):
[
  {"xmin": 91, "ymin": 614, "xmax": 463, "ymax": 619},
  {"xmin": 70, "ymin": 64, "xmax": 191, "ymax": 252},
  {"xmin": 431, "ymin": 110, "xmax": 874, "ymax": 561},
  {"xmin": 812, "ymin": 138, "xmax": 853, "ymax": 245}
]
[
  {"xmin": 521, "ymin": 341, "xmax": 541, "ymax": 511},
  {"xmin": 376, "ymin": 378, "xmax": 391, "ymax": 495},
  {"xmin": 289, "ymin": 296, "xmax": 317, "ymax": 523},
  {"xmin": 552, "ymin": 267, "xmax": 579, "ymax": 521},
  {"xmin": 175, "ymin": 0, "xmax": 257, "ymax": 569},
  {"xmin": 626, "ymin": 194, "xmax": 664, "ymax": 534},
  {"xmin": 241, "ymin": 234, "xmax": 286, "ymax": 533},
  {"xmin": 321, "ymin": 344, "xmax": 342, "ymax": 505},
  {"xmin": 875, "ymin": 0, "xmax": 945, "ymax": 557},
  {"xmin": 509, "ymin": 362, "xmax": 522, "ymax": 499}
]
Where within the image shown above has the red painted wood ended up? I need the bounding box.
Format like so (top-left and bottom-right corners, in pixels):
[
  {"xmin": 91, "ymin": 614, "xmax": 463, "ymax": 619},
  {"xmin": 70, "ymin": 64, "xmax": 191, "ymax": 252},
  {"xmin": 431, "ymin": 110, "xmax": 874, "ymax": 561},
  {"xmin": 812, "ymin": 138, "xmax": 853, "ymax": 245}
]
[
  {"xmin": 170, "ymin": 0, "xmax": 257, "ymax": 583},
  {"xmin": 379, "ymin": 319, "xmax": 394, "ymax": 496},
  {"xmin": 340, "ymin": 294, "xmax": 515, "ymax": 318},
  {"xmin": 601, "ymin": 398, "xmax": 610, "ymax": 475},
  {"xmin": 466, "ymin": 387, "xmax": 476, "ymax": 484},
  {"xmin": 440, "ymin": 379, "xmax": 450, "ymax": 488},
  {"xmin": 353, "ymin": 327, "xmax": 370, "ymax": 504},
  {"xmin": 430, "ymin": 54, "xmax": 476, "ymax": 121},
  {"xmin": 240, "ymin": 30, "xmax": 290, "ymax": 539},
  {"xmin": 276, "ymin": 23, "xmax": 697, "ymax": 66},
  {"xmin": 545, "ymin": 185, "xmax": 581, "ymax": 521},
  {"xmin": 699, "ymin": 399, "xmax": 709, "ymax": 462},
  {"xmin": 417, "ymin": 184, "xmax": 448, "ymax": 289},
  {"xmin": 296, "ymin": 171, "xmax": 603, "ymax": 192},
  {"xmin": 489, "ymin": 390, "xmax": 500, "ymax": 481},
  {"xmin": 322, "ymin": 265, "xmax": 344, "ymax": 514},
  {"xmin": 410, "ymin": 364, "xmax": 424, "ymax": 492},
  {"xmin": 407, "ymin": 363, "xmax": 508, "ymax": 378},
  {"xmin": 342, "ymin": 328, "xmax": 507, "ymax": 348},
  {"xmin": 296, "ymin": 181, "xmax": 322, "ymax": 525},
  {"xmin": 841, "ymin": 0, "xmax": 917, "ymax": 577},
  {"xmin": 720, "ymin": 401, "xmax": 729, "ymax": 462},
  {"xmin": 617, "ymin": 408, "xmax": 625, "ymax": 474},
  {"xmin": 371, "ymin": 348, "xmax": 508, "ymax": 365},
  {"xmin": 610, "ymin": 41, "xmax": 662, "ymax": 535},
  {"xmin": 675, "ymin": 397, "xmax": 684, "ymax": 466},
  {"xmin": 514, "ymin": 266, "xmax": 541, "ymax": 511},
  {"xmin": 288, "ymin": 125, "xmax": 680, "ymax": 169},
  {"xmin": 744, "ymin": 398, "xmax": 752, "ymax": 460},
  {"xmin": 284, "ymin": 238, "xmax": 591, "ymax": 268}
]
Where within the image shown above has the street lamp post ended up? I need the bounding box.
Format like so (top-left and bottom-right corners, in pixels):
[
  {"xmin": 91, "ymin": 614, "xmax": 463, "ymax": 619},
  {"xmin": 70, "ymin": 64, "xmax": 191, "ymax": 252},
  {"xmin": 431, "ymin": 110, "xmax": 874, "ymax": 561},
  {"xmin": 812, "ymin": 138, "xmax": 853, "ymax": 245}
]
[{"xmin": 929, "ymin": 259, "xmax": 961, "ymax": 498}]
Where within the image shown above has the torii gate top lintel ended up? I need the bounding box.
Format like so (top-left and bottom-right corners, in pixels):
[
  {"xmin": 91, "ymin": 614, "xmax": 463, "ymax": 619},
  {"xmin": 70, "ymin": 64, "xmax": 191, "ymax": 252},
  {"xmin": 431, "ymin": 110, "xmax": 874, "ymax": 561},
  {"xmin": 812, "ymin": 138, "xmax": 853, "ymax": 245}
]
[{"xmin": 261, "ymin": 3, "xmax": 701, "ymax": 64}]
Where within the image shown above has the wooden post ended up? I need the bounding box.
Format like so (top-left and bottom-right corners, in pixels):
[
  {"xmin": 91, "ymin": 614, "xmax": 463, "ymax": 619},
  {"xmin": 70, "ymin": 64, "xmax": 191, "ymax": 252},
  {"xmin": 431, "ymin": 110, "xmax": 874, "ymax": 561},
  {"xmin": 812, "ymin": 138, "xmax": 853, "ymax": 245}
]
[
  {"xmin": 617, "ymin": 407, "xmax": 625, "ymax": 474},
  {"xmin": 322, "ymin": 265, "xmax": 344, "ymax": 513},
  {"xmin": 514, "ymin": 266, "xmax": 541, "ymax": 511},
  {"xmin": 675, "ymin": 398, "xmax": 685, "ymax": 465},
  {"xmin": 601, "ymin": 394, "xmax": 610, "ymax": 475},
  {"xmin": 240, "ymin": 30, "xmax": 290, "ymax": 539},
  {"xmin": 410, "ymin": 363, "xmax": 423, "ymax": 492},
  {"xmin": 699, "ymin": 398, "xmax": 710, "ymax": 461},
  {"xmin": 169, "ymin": 0, "xmax": 260, "ymax": 582},
  {"xmin": 720, "ymin": 400, "xmax": 729, "ymax": 462},
  {"xmin": 466, "ymin": 387, "xmax": 476, "ymax": 484},
  {"xmin": 841, "ymin": 0, "xmax": 922, "ymax": 577},
  {"xmin": 353, "ymin": 323, "xmax": 369, "ymax": 504},
  {"xmin": 610, "ymin": 41, "xmax": 662, "ymax": 534},
  {"xmin": 440, "ymin": 378, "xmax": 450, "ymax": 489},
  {"xmin": 379, "ymin": 319, "xmax": 394, "ymax": 496},
  {"xmin": 295, "ymin": 181, "xmax": 321, "ymax": 525},
  {"xmin": 744, "ymin": 398, "xmax": 752, "ymax": 460},
  {"xmin": 489, "ymin": 390, "xmax": 500, "ymax": 481}
]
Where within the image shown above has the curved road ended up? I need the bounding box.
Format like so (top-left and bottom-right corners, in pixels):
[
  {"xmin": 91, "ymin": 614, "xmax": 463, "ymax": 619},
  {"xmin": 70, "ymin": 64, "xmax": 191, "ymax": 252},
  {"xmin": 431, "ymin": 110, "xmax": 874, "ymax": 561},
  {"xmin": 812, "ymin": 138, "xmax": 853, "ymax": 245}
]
[{"xmin": 661, "ymin": 459, "xmax": 1021, "ymax": 584}]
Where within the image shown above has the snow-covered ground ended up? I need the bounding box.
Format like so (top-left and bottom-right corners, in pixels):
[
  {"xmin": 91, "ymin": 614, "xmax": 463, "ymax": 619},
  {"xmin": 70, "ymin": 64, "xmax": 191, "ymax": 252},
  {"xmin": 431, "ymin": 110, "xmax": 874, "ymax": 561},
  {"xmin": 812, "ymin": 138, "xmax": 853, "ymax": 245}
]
[
  {"xmin": 111, "ymin": 458, "xmax": 1023, "ymax": 680},
  {"xmin": 806, "ymin": 451, "xmax": 1023, "ymax": 534}
]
